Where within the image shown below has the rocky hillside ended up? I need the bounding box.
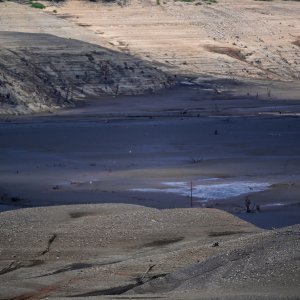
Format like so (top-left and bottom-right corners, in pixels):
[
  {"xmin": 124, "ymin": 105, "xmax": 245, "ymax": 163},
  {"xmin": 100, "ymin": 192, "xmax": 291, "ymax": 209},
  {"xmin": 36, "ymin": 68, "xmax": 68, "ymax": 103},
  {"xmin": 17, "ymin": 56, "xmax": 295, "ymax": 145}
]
[
  {"xmin": 0, "ymin": 3, "xmax": 173, "ymax": 115},
  {"xmin": 130, "ymin": 224, "xmax": 300, "ymax": 299},
  {"xmin": 0, "ymin": 32, "xmax": 172, "ymax": 115},
  {"xmin": 1, "ymin": 0, "xmax": 299, "ymax": 114}
]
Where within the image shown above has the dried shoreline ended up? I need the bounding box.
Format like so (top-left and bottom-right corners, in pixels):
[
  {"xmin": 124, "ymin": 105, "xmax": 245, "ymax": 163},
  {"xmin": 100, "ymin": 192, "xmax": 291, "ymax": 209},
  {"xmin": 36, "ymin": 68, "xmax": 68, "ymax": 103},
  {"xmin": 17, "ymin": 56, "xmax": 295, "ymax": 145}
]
[{"xmin": 1, "ymin": 1, "xmax": 300, "ymax": 298}]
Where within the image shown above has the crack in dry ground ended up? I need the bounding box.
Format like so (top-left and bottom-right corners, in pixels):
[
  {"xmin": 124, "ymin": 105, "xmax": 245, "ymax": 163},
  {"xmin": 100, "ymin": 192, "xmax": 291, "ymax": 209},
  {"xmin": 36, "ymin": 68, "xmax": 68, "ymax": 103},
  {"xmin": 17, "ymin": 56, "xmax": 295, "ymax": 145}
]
[
  {"xmin": 40, "ymin": 233, "xmax": 57, "ymax": 256},
  {"xmin": 32, "ymin": 260, "xmax": 123, "ymax": 278},
  {"xmin": 0, "ymin": 260, "xmax": 44, "ymax": 276},
  {"xmin": 69, "ymin": 273, "xmax": 169, "ymax": 297}
]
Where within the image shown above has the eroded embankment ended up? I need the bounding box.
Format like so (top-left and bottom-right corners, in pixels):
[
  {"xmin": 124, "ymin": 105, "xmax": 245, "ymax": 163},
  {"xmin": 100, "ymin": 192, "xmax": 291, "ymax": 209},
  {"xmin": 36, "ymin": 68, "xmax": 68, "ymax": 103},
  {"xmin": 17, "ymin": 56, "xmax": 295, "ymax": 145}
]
[{"xmin": 0, "ymin": 31, "xmax": 173, "ymax": 115}]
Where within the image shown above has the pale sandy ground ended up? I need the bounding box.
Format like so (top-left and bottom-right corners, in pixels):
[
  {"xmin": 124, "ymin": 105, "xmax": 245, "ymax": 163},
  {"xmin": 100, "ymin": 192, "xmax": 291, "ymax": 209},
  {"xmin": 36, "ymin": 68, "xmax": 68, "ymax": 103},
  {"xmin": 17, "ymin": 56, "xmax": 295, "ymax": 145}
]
[
  {"xmin": 48, "ymin": 0, "xmax": 300, "ymax": 81},
  {"xmin": 0, "ymin": 204, "xmax": 299, "ymax": 299}
]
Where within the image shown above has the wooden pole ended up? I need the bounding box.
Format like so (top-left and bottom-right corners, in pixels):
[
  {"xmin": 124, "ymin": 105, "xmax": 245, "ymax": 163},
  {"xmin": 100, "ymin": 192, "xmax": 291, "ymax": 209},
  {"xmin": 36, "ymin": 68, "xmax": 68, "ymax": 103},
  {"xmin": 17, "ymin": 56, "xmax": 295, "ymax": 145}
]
[{"xmin": 190, "ymin": 181, "xmax": 193, "ymax": 208}]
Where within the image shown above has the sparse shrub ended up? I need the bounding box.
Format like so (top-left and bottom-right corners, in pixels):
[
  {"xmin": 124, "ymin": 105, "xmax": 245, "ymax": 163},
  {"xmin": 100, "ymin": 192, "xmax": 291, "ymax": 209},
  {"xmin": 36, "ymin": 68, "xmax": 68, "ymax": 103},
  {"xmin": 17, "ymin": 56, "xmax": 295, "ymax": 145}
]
[
  {"xmin": 204, "ymin": 0, "xmax": 218, "ymax": 3},
  {"xmin": 31, "ymin": 2, "xmax": 45, "ymax": 9},
  {"xmin": 174, "ymin": 0, "xmax": 218, "ymax": 3}
]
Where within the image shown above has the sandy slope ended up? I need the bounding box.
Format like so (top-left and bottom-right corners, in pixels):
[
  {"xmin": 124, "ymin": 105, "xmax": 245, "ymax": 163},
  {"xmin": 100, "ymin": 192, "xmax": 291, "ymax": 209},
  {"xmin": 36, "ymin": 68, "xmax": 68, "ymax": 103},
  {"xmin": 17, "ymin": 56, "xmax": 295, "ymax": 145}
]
[
  {"xmin": 50, "ymin": 0, "xmax": 300, "ymax": 81},
  {"xmin": 0, "ymin": 2, "xmax": 172, "ymax": 115},
  {"xmin": 0, "ymin": 204, "xmax": 298, "ymax": 299},
  {"xmin": 0, "ymin": 204, "xmax": 260, "ymax": 299},
  {"xmin": 129, "ymin": 224, "xmax": 300, "ymax": 299}
]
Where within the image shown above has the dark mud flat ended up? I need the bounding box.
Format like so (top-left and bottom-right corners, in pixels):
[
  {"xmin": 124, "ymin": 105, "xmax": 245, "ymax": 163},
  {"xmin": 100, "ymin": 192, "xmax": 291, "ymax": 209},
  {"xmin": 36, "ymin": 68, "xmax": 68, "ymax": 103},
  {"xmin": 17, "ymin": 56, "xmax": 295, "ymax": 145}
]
[
  {"xmin": 1, "ymin": 85, "xmax": 300, "ymax": 229},
  {"xmin": 236, "ymin": 203, "xmax": 300, "ymax": 229}
]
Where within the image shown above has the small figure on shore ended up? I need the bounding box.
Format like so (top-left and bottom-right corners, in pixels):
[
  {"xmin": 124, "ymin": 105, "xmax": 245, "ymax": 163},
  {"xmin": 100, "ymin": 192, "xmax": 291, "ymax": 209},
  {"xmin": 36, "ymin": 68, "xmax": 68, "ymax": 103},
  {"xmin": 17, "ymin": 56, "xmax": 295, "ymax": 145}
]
[
  {"xmin": 214, "ymin": 129, "xmax": 218, "ymax": 135},
  {"xmin": 245, "ymin": 196, "xmax": 251, "ymax": 213},
  {"xmin": 256, "ymin": 204, "xmax": 261, "ymax": 212}
]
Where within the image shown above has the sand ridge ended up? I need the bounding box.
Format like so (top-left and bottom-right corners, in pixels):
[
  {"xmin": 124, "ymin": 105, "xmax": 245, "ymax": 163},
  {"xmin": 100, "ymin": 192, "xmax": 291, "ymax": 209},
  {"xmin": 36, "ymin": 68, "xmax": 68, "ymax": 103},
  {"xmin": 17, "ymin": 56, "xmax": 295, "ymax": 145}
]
[
  {"xmin": 0, "ymin": 204, "xmax": 299, "ymax": 299},
  {"xmin": 0, "ymin": 204, "xmax": 260, "ymax": 299}
]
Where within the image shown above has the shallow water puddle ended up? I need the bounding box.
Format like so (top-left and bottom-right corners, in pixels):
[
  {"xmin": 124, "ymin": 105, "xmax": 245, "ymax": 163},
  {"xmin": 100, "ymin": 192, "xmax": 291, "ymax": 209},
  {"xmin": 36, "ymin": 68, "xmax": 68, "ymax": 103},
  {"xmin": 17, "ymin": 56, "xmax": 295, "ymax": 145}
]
[{"xmin": 132, "ymin": 180, "xmax": 270, "ymax": 201}]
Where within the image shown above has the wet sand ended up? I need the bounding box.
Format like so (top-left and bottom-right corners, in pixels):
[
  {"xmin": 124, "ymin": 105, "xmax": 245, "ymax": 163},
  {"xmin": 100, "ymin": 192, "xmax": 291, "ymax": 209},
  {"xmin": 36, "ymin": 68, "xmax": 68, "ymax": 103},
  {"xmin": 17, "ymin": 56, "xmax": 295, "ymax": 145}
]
[{"xmin": 1, "ymin": 84, "xmax": 300, "ymax": 229}]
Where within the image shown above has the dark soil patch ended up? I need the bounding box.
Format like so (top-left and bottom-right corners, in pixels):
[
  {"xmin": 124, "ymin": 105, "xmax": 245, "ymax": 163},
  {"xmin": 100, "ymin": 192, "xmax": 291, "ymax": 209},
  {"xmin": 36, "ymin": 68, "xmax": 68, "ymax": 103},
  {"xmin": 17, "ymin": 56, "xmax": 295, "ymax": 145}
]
[
  {"xmin": 77, "ymin": 23, "xmax": 91, "ymax": 27},
  {"xmin": 208, "ymin": 231, "xmax": 245, "ymax": 237},
  {"xmin": 204, "ymin": 45, "xmax": 246, "ymax": 62},
  {"xmin": 35, "ymin": 260, "xmax": 122, "ymax": 278},
  {"xmin": 69, "ymin": 211, "xmax": 96, "ymax": 218},
  {"xmin": 143, "ymin": 237, "xmax": 184, "ymax": 248},
  {"xmin": 292, "ymin": 40, "xmax": 300, "ymax": 47}
]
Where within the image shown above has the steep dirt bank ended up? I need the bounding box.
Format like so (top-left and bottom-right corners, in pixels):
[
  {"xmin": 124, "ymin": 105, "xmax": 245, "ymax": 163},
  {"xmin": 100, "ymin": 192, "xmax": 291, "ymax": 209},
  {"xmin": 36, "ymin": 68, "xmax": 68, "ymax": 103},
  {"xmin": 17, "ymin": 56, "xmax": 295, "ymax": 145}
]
[
  {"xmin": 0, "ymin": 32, "xmax": 172, "ymax": 115},
  {"xmin": 0, "ymin": 3, "xmax": 173, "ymax": 115}
]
